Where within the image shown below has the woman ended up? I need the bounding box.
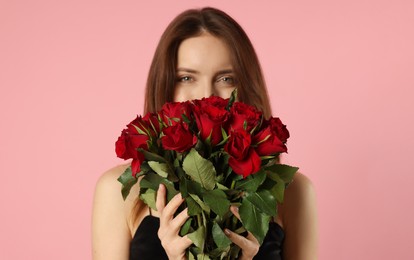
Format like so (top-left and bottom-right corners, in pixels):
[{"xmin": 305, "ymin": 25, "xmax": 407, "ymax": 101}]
[{"xmin": 92, "ymin": 7, "xmax": 318, "ymax": 260}]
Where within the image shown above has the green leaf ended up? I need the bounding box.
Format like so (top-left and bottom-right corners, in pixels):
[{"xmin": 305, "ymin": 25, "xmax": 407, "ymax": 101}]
[
  {"xmin": 212, "ymin": 222, "xmax": 232, "ymax": 249},
  {"xmin": 148, "ymin": 161, "xmax": 169, "ymax": 178},
  {"xmin": 138, "ymin": 148, "xmax": 167, "ymax": 163},
  {"xmin": 140, "ymin": 189, "xmax": 157, "ymax": 210},
  {"xmin": 131, "ymin": 123, "xmax": 148, "ymax": 136},
  {"xmin": 216, "ymin": 183, "xmax": 229, "ymax": 191},
  {"xmin": 176, "ymin": 162, "xmax": 187, "ymax": 181},
  {"xmin": 203, "ymin": 189, "xmax": 230, "ymax": 217},
  {"xmin": 179, "ymin": 176, "xmax": 189, "ymax": 198},
  {"xmin": 180, "ymin": 218, "xmax": 193, "ymax": 236},
  {"xmin": 229, "ymin": 245, "xmax": 241, "ymax": 259},
  {"xmin": 245, "ymin": 190, "xmax": 277, "ymax": 216},
  {"xmin": 186, "ymin": 196, "xmax": 202, "ymax": 216},
  {"xmin": 255, "ymin": 134, "xmax": 271, "ymax": 145},
  {"xmin": 188, "ymin": 251, "xmax": 196, "ymax": 260},
  {"xmin": 139, "ymin": 173, "xmax": 178, "ymax": 201},
  {"xmin": 266, "ymin": 164, "xmax": 299, "ymax": 184},
  {"xmin": 234, "ymin": 169, "xmax": 266, "ymax": 192},
  {"xmin": 196, "ymin": 254, "xmax": 211, "ymax": 260},
  {"xmin": 183, "ymin": 148, "xmax": 216, "ymax": 190},
  {"xmin": 259, "ymin": 155, "xmax": 276, "ymax": 160},
  {"xmin": 239, "ymin": 199, "xmax": 271, "ymax": 245},
  {"xmin": 188, "ymin": 224, "xmax": 206, "ymax": 250},
  {"xmin": 216, "ymin": 127, "xmax": 229, "ymax": 146},
  {"xmin": 117, "ymin": 167, "xmax": 138, "ymax": 200},
  {"xmin": 189, "ymin": 194, "xmax": 210, "ymax": 214},
  {"xmin": 208, "ymin": 247, "xmax": 230, "ymax": 259},
  {"xmin": 182, "ymin": 113, "xmax": 191, "ymax": 124},
  {"xmin": 226, "ymin": 88, "xmax": 238, "ymax": 111},
  {"xmin": 171, "ymin": 117, "xmax": 180, "ymax": 123},
  {"xmin": 267, "ymin": 173, "xmax": 285, "ymax": 203},
  {"xmin": 186, "ymin": 179, "xmax": 203, "ymax": 197}
]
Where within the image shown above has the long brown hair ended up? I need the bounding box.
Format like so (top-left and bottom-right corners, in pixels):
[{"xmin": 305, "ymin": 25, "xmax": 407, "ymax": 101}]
[{"xmin": 144, "ymin": 7, "xmax": 272, "ymax": 119}]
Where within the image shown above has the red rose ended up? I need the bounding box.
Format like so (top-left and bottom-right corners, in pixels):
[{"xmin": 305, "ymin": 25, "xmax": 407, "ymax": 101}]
[
  {"xmin": 253, "ymin": 117, "xmax": 289, "ymax": 156},
  {"xmin": 160, "ymin": 101, "xmax": 192, "ymax": 126},
  {"xmin": 161, "ymin": 122, "xmax": 197, "ymax": 153},
  {"xmin": 269, "ymin": 117, "xmax": 290, "ymax": 143},
  {"xmin": 229, "ymin": 102, "xmax": 262, "ymax": 132},
  {"xmin": 127, "ymin": 115, "xmax": 153, "ymax": 136},
  {"xmin": 143, "ymin": 112, "xmax": 161, "ymax": 136},
  {"xmin": 193, "ymin": 96, "xmax": 229, "ymax": 109},
  {"xmin": 115, "ymin": 129, "xmax": 148, "ymax": 176},
  {"xmin": 115, "ymin": 116, "xmax": 152, "ymax": 176},
  {"xmin": 115, "ymin": 130, "xmax": 149, "ymax": 159},
  {"xmin": 224, "ymin": 128, "xmax": 261, "ymax": 178},
  {"xmin": 193, "ymin": 96, "xmax": 230, "ymax": 146}
]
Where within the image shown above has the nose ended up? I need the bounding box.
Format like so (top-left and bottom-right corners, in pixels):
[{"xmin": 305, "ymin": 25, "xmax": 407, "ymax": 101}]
[{"xmin": 201, "ymin": 80, "xmax": 215, "ymax": 98}]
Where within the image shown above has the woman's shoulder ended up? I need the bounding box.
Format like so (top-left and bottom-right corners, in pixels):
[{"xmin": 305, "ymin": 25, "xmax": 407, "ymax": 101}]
[
  {"xmin": 286, "ymin": 172, "xmax": 315, "ymax": 199},
  {"xmin": 96, "ymin": 163, "xmax": 128, "ymax": 187},
  {"xmin": 94, "ymin": 162, "xmax": 141, "ymax": 206},
  {"xmin": 281, "ymin": 172, "xmax": 317, "ymax": 217},
  {"xmin": 93, "ymin": 162, "xmax": 142, "ymax": 233},
  {"xmin": 92, "ymin": 163, "xmax": 143, "ymax": 258},
  {"xmin": 278, "ymin": 172, "xmax": 318, "ymax": 258}
]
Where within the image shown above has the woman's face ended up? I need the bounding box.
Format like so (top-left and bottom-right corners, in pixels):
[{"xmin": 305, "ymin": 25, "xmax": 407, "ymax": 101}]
[{"xmin": 173, "ymin": 33, "xmax": 237, "ymax": 102}]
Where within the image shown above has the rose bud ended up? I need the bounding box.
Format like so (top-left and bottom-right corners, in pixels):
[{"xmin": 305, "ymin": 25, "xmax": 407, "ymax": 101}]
[
  {"xmin": 115, "ymin": 129, "xmax": 149, "ymax": 176},
  {"xmin": 193, "ymin": 97, "xmax": 230, "ymax": 146},
  {"xmin": 160, "ymin": 101, "xmax": 192, "ymax": 126},
  {"xmin": 225, "ymin": 128, "xmax": 261, "ymax": 178},
  {"xmin": 253, "ymin": 117, "xmax": 289, "ymax": 156},
  {"xmin": 229, "ymin": 102, "xmax": 262, "ymax": 132},
  {"xmin": 143, "ymin": 112, "xmax": 161, "ymax": 136}
]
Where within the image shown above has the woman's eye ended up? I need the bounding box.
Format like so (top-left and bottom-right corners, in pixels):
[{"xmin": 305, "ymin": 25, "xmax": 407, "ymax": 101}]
[
  {"xmin": 217, "ymin": 76, "xmax": 235, "ymax": 85},
  {"xmin": 178, "ymin": 76, "xmax": 193, "ymax": 82}
]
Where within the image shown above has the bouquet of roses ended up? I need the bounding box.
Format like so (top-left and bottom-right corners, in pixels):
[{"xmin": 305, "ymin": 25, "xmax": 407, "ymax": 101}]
[{"xmin": 116, "ymin": 89, "xmax": 298, "ymax": 259}]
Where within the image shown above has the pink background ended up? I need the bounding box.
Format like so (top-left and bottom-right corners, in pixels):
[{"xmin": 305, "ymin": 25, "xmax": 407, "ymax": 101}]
[{"xmin": 1, "ymin": 0, "xmax": 413, "ymax": 259}]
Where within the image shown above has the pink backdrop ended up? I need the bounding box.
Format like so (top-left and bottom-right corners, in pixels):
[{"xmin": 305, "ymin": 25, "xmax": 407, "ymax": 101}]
[{"xmin": 1, "ymin": 0, "xmax": 413, "ymax": 259}]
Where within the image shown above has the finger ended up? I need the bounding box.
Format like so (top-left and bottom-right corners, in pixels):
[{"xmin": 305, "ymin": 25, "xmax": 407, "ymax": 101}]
[
  {"xmin": 156, "ymin": 184, "xmax": 166, "ymax": 213},
  {"xmin": 246, "ymin": 231, "xmax": 259, "ymax": 244},
  {"xmin": 224, "ymin": 228, "xmax": 250, "ymax": 249},
  {"xmin": 170, "ymin": 208, "xmax": 189, "ymax": 232},
  {"xmin": 160, "ymin": 193, "xmax": 184, "ymax": 224},
  {"xmin": 230, "ymin": 205, "xmax": 241, "ymax": 220}
]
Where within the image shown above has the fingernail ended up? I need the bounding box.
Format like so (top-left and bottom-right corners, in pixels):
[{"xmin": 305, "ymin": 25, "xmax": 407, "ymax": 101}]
[{"xmin": 224, "ymin": 229, "xmax": 231, "ymax": 236}]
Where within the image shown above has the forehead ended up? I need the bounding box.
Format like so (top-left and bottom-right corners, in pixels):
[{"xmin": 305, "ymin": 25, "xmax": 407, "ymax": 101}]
[{"xmin": 177, "ymin": 33, "xmax": 233, "ymax": 70}]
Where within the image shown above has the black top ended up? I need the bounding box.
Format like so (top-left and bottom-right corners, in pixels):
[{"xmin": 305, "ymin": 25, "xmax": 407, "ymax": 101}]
[{"xmin": 130, "ymin": 215, "xmax": 284, "ymax": 260}]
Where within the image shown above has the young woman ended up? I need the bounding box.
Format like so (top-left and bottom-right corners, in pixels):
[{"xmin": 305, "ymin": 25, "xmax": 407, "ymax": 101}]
[{"xmin": 92, "ymin": 7, "xmax": 318, "ymax": 260}]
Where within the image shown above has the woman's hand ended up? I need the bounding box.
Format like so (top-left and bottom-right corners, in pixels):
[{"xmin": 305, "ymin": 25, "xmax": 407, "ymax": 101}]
[
  {"xmin": 224, "ymin": 206, "xmax": 260, "ymax": 260},
  {"xmin": 156, "ymin": 184, "xmax": 192, "ymax": 260}
]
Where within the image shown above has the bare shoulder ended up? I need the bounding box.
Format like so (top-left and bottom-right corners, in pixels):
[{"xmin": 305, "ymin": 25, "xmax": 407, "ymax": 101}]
[
  {"xmin": 285, "ymin": 172, "xmax": 316, "ymax": 205},
  {"xmin": 281, "ymin": 172, "xmax": 317, "ymax": 224},
  {"xmin": 93, "ymin": 162, "xmax": 141, "ymax": 224},
  {"xmin": 279, "ymin": 172, "xmax": 318, "ymax": 259},
  {"xmin": 93, "ymin": 163, "xmax": 132, "ymax": 209},
  {"xmin": 92, "ymin": 163, "xmax": 137, "ymax": 260},
  {"xmin": 94, "ymin": 163, "xmax": 130, "ymax": 194}
]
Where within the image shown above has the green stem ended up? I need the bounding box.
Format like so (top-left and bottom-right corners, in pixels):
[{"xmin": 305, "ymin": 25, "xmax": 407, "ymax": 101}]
[{"xmin": 230, "ymin": 180, "xmax": 236, "ymax": 189}]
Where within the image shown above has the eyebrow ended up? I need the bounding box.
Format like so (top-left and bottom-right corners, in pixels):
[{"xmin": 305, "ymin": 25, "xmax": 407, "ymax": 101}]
[{"xmin": 176, "ymin": 68, "xmax": 234, "ymax": 76}]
